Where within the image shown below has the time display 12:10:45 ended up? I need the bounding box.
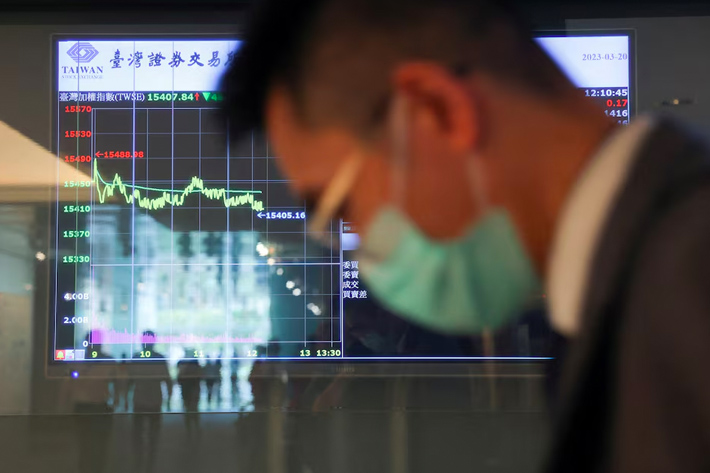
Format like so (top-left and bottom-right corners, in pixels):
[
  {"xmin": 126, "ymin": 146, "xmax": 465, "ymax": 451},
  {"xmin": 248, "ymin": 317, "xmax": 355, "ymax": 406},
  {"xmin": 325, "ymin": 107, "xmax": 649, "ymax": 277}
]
[{"xmin": 584, "ymin": 88, "xmax": 628, "ymax": 98}]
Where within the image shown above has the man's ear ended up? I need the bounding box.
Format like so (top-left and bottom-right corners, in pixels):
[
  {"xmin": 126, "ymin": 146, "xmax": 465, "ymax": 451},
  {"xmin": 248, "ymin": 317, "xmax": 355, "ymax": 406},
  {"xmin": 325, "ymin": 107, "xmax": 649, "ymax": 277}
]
[{"xmin": 392, "ymin": 62, "xmax": 478, "ymax": 154}]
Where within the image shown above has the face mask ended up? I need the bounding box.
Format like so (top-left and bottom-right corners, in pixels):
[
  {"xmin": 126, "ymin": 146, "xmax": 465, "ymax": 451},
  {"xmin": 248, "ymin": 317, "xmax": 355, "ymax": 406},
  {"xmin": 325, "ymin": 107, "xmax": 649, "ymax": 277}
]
[
  {"xmin": 358, "ymin": 208, "xmax": 539, "ymax": 334},
  {"xmin": 309, "ymin": 95, "xmax": 540, "ymax": 335}
]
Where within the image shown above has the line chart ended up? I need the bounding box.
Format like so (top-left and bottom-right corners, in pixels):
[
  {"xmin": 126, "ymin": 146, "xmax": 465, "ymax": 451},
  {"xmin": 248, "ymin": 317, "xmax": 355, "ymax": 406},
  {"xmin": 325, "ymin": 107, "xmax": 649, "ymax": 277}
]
[{"xmin": 93, "ymin": 164, "xmax": 265, "ymax": 211}]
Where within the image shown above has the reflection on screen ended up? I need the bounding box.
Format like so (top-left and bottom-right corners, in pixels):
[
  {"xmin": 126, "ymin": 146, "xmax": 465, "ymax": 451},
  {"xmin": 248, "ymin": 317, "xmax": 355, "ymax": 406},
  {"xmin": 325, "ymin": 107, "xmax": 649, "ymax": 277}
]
[{"xmin": 52, "ymin": 34, "xmax": 632, "ymax": 364}]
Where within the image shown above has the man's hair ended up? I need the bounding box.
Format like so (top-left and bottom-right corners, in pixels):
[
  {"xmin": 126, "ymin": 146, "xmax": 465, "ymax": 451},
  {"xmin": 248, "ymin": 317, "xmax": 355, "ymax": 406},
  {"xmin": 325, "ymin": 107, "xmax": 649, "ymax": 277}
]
[{"xmin": 221, "ymin": 0, "xmax": 569, "ymax": 140}]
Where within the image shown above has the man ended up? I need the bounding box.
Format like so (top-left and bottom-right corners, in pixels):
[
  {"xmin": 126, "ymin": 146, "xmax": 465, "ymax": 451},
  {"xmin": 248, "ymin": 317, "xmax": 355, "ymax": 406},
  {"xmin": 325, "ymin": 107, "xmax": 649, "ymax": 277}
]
[
  {"xmin": 177, "ymin": 349, "xmax": 203, "ymax": 439},
  {"xmin": 64, "ymin": 331, "xmax": 117, "ymax": 473},
  {"xmin": 129, "ymin": 331, "xmax": 172, "ymax": 472},
  {"xmin": 203, "ymin": 355, "xmax": 222, "ymax": 408},
  {"xmin": 220, "ymin": 1, "xmax": 710, "ymax": 471}
]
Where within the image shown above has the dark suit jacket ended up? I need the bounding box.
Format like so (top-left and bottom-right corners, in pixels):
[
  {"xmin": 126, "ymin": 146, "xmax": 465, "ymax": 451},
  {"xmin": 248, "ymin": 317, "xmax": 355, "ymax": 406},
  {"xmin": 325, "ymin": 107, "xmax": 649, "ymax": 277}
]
[{"xmin": 546, "ymin": 119, "xmax": 710, "ymax": 473}]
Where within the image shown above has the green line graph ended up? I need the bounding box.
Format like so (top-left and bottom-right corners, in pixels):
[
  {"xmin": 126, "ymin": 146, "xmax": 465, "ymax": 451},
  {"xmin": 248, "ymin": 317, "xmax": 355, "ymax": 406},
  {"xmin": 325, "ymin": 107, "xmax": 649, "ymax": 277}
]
[{"xmin": 93, "ymin": 165, "xmax": 265, "ymax": 211}]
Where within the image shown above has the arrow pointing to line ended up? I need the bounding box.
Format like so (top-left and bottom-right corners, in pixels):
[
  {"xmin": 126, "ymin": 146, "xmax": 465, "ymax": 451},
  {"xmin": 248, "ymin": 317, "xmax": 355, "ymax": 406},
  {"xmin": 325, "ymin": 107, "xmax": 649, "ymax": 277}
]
[
  {"xmin": 257, "ymin": 212, "xmax": 264, "ymax": 218},
  {"xmin": 96, "ymin": 152, "xmax": 103, "ymax": 157}
]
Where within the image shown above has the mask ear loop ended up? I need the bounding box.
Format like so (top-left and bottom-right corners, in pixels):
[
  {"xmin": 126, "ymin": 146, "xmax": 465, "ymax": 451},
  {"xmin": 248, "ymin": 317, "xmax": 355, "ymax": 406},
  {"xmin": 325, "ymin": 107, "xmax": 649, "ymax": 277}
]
[
  {"xmin": 466, "ymin": 154, "xmax": 490, "ymax": 211},
  {"xmin": 309, "ymin": 151, "xmax": 365, "ymax": 237},
  {"xmin": 390, "ymin": 92, "xmax": 409, "ymax": 209}
]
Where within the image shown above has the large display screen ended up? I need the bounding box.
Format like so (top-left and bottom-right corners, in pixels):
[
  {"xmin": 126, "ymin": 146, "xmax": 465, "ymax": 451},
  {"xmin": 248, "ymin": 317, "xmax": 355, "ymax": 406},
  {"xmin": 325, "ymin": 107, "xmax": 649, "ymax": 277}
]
[{"xmin": 51, "ymin": 33, "xmax": 633, "ymax": 364}]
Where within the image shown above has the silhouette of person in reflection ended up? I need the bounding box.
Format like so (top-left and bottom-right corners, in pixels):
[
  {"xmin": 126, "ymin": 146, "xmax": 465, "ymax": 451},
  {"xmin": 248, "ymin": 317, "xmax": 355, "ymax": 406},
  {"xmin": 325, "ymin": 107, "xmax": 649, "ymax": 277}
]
[
  {"xmin": 230, "ymin": 349, "xmax": 241, "ymax": 409},
  {"xmin": 204, "ymin": 354, "xmax": 222, "ymax": 409},
  {"xmin": 177, "ymin": 349, "xmax": 203, "ymax": 439},
  {"xmin": 249, "ymin": 339, "xmax": 286, "ymax": 409},
  {"xmin": 66, "ymin": 330, "xmax": 117, "ymax": 473},
  {"xmin": 129, "ymin": 331, "xmax": 173, "ymax": 473},
  {"xmin": 249, "ymin": 345, "xmax": 268, "ymax": 409},
  {"xmin": 115, "ymin": 353, "xmax": 130, "ymax": 412}
]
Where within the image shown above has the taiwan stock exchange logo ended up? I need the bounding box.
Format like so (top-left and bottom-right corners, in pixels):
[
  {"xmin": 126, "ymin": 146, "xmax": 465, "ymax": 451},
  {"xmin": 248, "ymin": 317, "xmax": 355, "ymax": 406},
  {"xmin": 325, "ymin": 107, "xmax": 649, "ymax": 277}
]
[
  {"xmin": 67, "ymin": 42, "xmax": 99, "ymax": 63},
  {"xmin": 62, "ymin": 42, "xmax": 104, "ymax": 81}
]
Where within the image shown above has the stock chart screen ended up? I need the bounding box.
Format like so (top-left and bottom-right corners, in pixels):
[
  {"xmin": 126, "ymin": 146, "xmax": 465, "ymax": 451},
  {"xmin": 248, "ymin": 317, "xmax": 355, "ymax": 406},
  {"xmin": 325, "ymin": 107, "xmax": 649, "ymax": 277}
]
[{"xmin": 52, "ymin": 34, "xmax": 633, "ymax": 364}]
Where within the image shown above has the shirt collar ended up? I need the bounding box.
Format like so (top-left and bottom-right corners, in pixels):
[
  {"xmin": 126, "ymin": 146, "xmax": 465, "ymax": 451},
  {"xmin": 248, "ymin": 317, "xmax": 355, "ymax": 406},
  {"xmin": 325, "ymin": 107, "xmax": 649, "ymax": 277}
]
[{"xmin": 547, "ymin": 117, "xmax": 655, "ymax": 337}]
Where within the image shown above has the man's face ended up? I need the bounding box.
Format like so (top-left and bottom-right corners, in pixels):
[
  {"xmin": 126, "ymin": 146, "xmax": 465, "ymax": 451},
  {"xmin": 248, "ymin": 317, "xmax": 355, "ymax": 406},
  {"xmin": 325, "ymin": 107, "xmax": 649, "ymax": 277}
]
[
  {"xmin": 265, "ymin": 73, "xmax": 480, "ymax": 239},
  {"xmin": 266, "ymin": 87, "xmax": 391, "ymax": 232}
]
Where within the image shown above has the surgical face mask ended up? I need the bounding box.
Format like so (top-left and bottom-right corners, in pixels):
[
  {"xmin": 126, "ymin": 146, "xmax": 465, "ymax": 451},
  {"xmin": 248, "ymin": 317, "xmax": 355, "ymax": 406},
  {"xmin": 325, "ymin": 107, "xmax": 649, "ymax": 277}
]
[{"xmin": 309, "ymin": 95, "xmax": 540, "ymax": 335}]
